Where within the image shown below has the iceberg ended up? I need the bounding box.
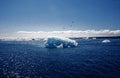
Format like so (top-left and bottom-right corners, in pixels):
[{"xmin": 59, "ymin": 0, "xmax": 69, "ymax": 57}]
[
  {"xmin": 44, "ymin": 37, "xmax": 78, "ymax": 48},
  {"xmin": 102, "ymin": 39, "xmax": 111, "ymax": 43}
]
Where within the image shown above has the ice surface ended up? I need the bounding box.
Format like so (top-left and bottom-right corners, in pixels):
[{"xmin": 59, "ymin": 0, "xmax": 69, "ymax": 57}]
[
  {"xmin": 44, "ymin": 37, "xmax": 78, "ymax": 48},
  {"xmin": 102, "ymin": 39, "xmax": 111, "ymax": 43}
]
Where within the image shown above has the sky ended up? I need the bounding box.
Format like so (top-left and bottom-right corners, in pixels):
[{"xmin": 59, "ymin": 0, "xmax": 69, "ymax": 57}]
[{"xmin": 0, "ymin": 0, "xmax": 120, "ymax": 38}]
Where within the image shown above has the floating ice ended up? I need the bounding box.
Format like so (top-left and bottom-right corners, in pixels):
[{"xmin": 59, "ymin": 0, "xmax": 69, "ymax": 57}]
[
  {"xmin": 102, "ymin": 39, "xmax": 111, "ymax": 43},
  {"xmin": 82, "ymin": 37, "xmax": 89, "ymax": 40},
  {"xmin": 92, "ymin": 37, "xmax": 96, "ymax": 40},
  {"xmin": 44, "ymin": 37, "xmax": 78, "ymax": 48}
]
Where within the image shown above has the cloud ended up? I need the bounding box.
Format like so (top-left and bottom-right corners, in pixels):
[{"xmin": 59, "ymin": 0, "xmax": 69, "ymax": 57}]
[
  {"xmin": 0, "ymin": 29, "xmax": 120, "ymax": 39},
  {"xmin": 17, "ymin": 31, "xmax": 44, "ymax": 34},
  {"xmin": 16, "ymin": 29, "xmax": 120, "ymax": 38}
]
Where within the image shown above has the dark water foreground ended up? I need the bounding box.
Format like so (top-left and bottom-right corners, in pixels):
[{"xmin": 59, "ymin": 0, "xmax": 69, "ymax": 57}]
[{"xmin": 0, "ymin": 38, "xmax": 120, "ymax": 78}]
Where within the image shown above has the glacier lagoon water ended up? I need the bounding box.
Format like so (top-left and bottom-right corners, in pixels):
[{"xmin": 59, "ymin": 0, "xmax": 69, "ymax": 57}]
[{"xmin": 0, "ymin": 38, "xmax": 120, "ymax": 78}]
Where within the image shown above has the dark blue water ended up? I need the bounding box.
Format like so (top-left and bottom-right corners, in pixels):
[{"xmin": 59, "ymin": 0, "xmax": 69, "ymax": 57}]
[{"xmin": 0, "ymin": 38, "xmax": 120, "ymax": 78}]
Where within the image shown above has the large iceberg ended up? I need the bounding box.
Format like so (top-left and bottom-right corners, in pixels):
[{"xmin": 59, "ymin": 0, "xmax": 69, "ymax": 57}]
[{"xmin": 44, "ymin": 37, "xmax": 78, "ymax": 48}]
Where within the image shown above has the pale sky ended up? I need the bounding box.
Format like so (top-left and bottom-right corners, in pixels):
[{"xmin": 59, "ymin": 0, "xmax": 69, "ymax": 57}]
[
  {"xmin": 0, "ymin": 0, "xmax": 120, "ymax": 39},
  {"xmin": 0, "ymin": 0, "xmax": 120, "ymax": 33}
]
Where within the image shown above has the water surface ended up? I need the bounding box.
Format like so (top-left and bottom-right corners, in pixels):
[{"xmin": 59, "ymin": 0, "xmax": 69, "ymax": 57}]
[{"xmin": 0, "ymin": 38, "xmax": 120, "ymax": 78}]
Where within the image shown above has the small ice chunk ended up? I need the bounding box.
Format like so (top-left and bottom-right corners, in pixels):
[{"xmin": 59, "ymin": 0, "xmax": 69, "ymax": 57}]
[
  {"xmin": 102, "ymin": 39, "xmax": 111, "ymax": 43},
  {"xmin": 92, "ymin": 37, "xmax": 96, "ymax": 39}
]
